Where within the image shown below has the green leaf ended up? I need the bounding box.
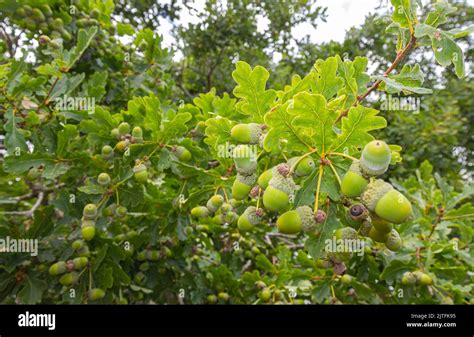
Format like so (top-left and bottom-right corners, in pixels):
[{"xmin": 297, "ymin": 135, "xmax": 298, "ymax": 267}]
[
  {"xmin": 255, "ymin": 254, "xmax": 277, "ymax": 274},
  {"xmin": 305, "ymin": 204, "xmax": 341, "ymax": 261},
  {"xmin": 203, "ymin": 117, "xmax": 233, "ymax": 150},
  {"xmin": 310, "ymin": 57, "xmax": 344, "ymax": 100},
  {"xmin": 414, "ymin": 24, "xmax": 465, "ymax": 78},
  {"xmin": 78, "ymin": 180, "xmax": 106, "ymax": 195},
  {"xmin": 3, "ymin": 152, "xmax": 53, "ymax": 174},
  {"xmin": 159, "ymin": 112, "xmax": 192, "ymax": 143},
  {"xmin": 64, "ymin": 27, "xmax": 98, "ymax": 70},
  {"xmin": 264, "ymin": 102, "xmax": 310, "ymax": 153},
  {"xmin": 377, "ymin": 64, "xmax": 432, "ymax": 94},
  {"xmin": 232, "ymin": 61, "xmax": 276, "ymax": 123},
  {"xmin": 278, "ymin": 73, "xmax": 313, "ymax": 103},
  {"xmin": 390, "ymin": 0, "xmax": 417, "ymax": 29},
  {"xmin": 425, "ymin": 2, "xmax": 456, "ymax": 28},
  {"xmin": 96, "ymin": 266, "xmax": 114, "ymax": 289},
  {"xmin": 380, "ymin": 259, "xmax": 416, "ymax": 283},
  {"xmin": 336, "ymin": 56, "xmax": 370, "ymax": 107},
  {"xmin": 18, "ymin": 274, "xmax": 46, "ymax": 304},
  {"xmin": 4, "ymin": 108, "xmax": 28, "ymax": 153},
  {"xmin": 375, "ymin": 75, "xmax": 432, "ymax": 95},
  {"xmin": 288, "ymin": 92, "xmax": 337, "ymax": 153},
  {"xmin": 329, "ymin": 105, "xmax": 387, "ymax": 153}
]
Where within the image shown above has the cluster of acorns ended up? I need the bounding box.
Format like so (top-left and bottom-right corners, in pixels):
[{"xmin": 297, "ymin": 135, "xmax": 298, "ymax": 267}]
[
  {"xmin": 340, "ymin": 140, "xmax": 413, "ymax": 251},
  {"xmin": 14, "ymin": 4, "xmax": 71, "ymax": 41},
  {"xmin": 401, "ymin": 271, "xmax": 433, "ymax": 286},
  {"xmin": 48, "ymin": 240, "xmax": 105, "ymax": 300}
]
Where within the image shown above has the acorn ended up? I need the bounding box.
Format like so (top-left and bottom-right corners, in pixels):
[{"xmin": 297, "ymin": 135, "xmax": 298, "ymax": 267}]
[
  {"xmin": 277, "ymin": 206, "xmax": 316, "ymax": 234},
  {"xmin": 341, "ymin": 274, "xmax": 352, "ymax": 284},
  {"xmin": 334, "ymin": 227, "xmax": 358, "ymax": 241},
  {"xmin": 118, "ymin": 122, "xmax": 130, "ymax": 135},
  {"xmin": 414, "ymin": 271, "xmax": 433, "ymax": 286},
  {"xmin": 371, "ymin": 213, "xmax": 393, "ymax": 233},
  {"xmin": 83, "ymin": 204, "xmax": 97, "ymax": 220},
  {"xmin": 237, "ymin": 206, "xmax": 263, "ymax": 231},
  {"xmin": 230, "ymin": 123, "xmax": 264, "ymax": 144},
  {"xmin": 81, "ymin": 220, "xmax": 96, "ymax": 241},
  {"xmin": 88, "ymin": 288, "xmax": 105, "ymax": 301},
  {"xmin": 361, "ymin": 179, "xmax": 412, "ymax": 224},
  {"xmin": 340, "ymin": 160, "xmax": 368, "ymax": 198},
  {"xmin": 131, "ymin": 126, "xmax": 143, "ymax": 143},
  {"xmin": 232, "ymin": 173, "xmax": 257, "ymax": 200},
  {"xmin": 385, "ymin": 229, "xmax": 402, "ymax": 251},
  {"xmin": 206, "ymin": 195, "xmax": 224, "ymax": 213},
  {"xmin": 101, "ymin": 145, "xmax": 114, "ymax": 159},
  {"xmin": 401, "ymin": 272, "xmax": 417, "ymax": 285},
  {"xmin": 233, "ymin": 144, "xmax": 257, "ymax": 174},
  {"xmin": 133, "ymin": 164, "xmax": 148, "ymax": 183},
  {"xmin": 97, "ymin": 172, "xmax": 111, "ymax": 186},
  {"xmin": 72, "ymin": 257, "xmax": 88, "ymax": 270},
  {"xmin": 359, "ymin": 219, "xmax": 372, "ymax": 237},
  {"xmin": 368, "ymin": 227, "xmax": 389, "ymax": 243},
  {"xmin": 191, "ymin": 206, "xmax": 210, "ymax": 219},
  {"xmin": 173, "ymin": 146, "xmax": 192, "ymax": 162},
  {"xmin": 360, "ymin": 140, "xmax": 391, "ymax": 176},
  {"xmin": 115, "ymin": 206, "xmax": 127, "ymax": 218},
  {"xmin": 287, "ymin": 156, "xmax": 316, "ymax": 177},
  {"xmin": 257, "ymin": 169, "xmax": 273, "ymax": 189},
  {"xmin": 262, "ymin": 166, "xmax": 297, "ymax": 212},
  {"xmin": 49, "ymin": 261, "xmax": 67, "ymax": 276},
  {"xmin": 59, "ymin": 272, "xmax": 79, "ymax": 286}
]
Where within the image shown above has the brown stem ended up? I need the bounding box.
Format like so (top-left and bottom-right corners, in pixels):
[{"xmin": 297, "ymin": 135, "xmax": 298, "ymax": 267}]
[{"xmin": 336, "ymin": 34, "xmax": 417, "ymax": 122}]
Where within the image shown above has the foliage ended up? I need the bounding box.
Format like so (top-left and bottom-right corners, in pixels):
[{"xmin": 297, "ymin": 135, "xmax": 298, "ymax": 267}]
[{"xmin": 0, "ymin": 0, "xmax": 472, "ymax": 305}]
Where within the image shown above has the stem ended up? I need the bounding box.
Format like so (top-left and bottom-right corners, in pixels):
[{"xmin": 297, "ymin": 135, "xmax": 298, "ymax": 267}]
[
  {"xmin": 327, "ymin": 152, "xmax": 358, "ymax": 161},
  {"xmin": 328, "ymin": 161, "xmax": 342, "ymax": 187},
  {"xmin": 442, "ymin": 214, "xmax": 474, "ymax": 221},
  {"xmin": 335, "ymin": 34, "xmax": 418, "ymax": 122},
  {"xmin": 313, "ymin": 166, "xmax": 324, "ymax": 212}
]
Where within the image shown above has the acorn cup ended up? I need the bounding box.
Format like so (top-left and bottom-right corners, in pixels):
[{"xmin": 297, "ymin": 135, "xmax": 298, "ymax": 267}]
[
  {"xmin": 118, "ymin": 122, "xmax": 130, "ymax": 135},
  {"xmin": 262, "ymin": 165, "xmax": 297, "ymax": 212},
  {"xmin": 385, "ymin": 229, "xmax": 402, "ymax": 251},
  {"xmin": 237, "ymin": 206, "xmax": 263, "ymax": 231},
  {"xmin": 360, "ymin": 140, "xmax": 391, "ymax": 176},
  {"xmin": 232, "ymin": 173, "xmax": 257, "ymax": 200},
  {"xmin": 361, "ymin": 179, "xmax": 412, "ymax": 224},
  {"xmin": 173, "ymin": 146, "xmax": 192, "ymax": 162},
  {"xmin": 230, "ymin": 123, "xmax": 264, "ymax": 144},
  {"xmin": 340, "ymin": 160, "xmax": 368, "ymax": 198},
  {"xmin": 97, "ymin": 172, "xmax": 111, "ymax": 186},
  {"xmin": 83, "ymin": 203, "xmax": 97, "ymax": 220},
  {"xmin": 287, "ymin": 156, "xmax": 316, "ymax": 177},
  {"xmin": 277, "ymin": 206, "xmax": 316, "ymax": 234}
]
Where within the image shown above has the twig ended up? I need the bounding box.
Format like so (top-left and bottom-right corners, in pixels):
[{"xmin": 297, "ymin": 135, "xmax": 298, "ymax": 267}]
[
  {"xmin": 335, "ymin": 34, "xmax": 418, "ymax": 122},
  {"xmin": 2, "ymin": 191, "xmax": 44, "ymax": 217}
]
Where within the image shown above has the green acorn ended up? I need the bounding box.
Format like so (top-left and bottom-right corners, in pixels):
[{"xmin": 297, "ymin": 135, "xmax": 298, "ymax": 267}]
[
  {"xmin": 368, "ymin": 227, "xmax": 389, "ymax": 243},
  {"xmin": 223, "ymin": 211, "xmax": 238, "ymax": 225},
  {"xmin": 90, "ymin": 8, "xmax": 101, "ymax": 19},
  {"xmin": 133, "ymin": 164, "xmax": 148, "ymax": 183},
  {"xmin": 97, "ymin": 172, "xmax": 111, "ymax": 186},
  {"xmin": 233, "ymin": 144, "xmax": 257, "ymax": 174},
  {"xmin": 262, "ymin": 166, "xmax": 296, "ymax": 212},
  {"xmin": 385, "ymin": 229, "xmax": 402, "ymax": 251},
  {"xmin": 237, "ymin": 206, "xmax": 263, "ymax": 231},
  {"xmin": 360, "ymin": 140, "xmax": 391, "ymax": 176},
  {"xmin": 32, "ymin": 8, "xmax": 46, "ymax": 22},
  {"xmin": 111, "ymin": 128, "xmax": 120, "ymax": 138},
  {"xmin": 81, "ymin": 221, "xmax": 96, "ymax": 241},
  {"xmin": 59, "ymin": 272, "xmax": 79, "ymax": 286},
  {"xmin": 341, "ymin": 274, "xmax": 352, "ymax": 285},
  {"xmin": 334, "ymin": 227, "xmax": 358, "ymax": 241},
  {"xmin": 131, "ymin": 126, "xmax": 143, "ymax": 143},
  {"xmin": 218, "ymin": 292, "xmax": 230, "ymax": 301},
  {"xmin": 115, "ymin": 140, "xmax": 129, "ymax": 152},
  {"xmin": 277, "ymin": 206, "xmax": 315, "ymax": 234},
  {"xmin": 220, "ymin": 203, "xmax": 233, "ymax": 213},
  {"xmin": 146, "ymin": 250, "xmax": 160, "ymax": 261},
  {"xmin": 118, "ymin": 122, "xmax": 130, "ymax": 135},
  {"xmin": 414, "ymin": 271, "xmax": 433, "ymax": 286},
  {"xmin": 83, "ymin": 204, "xmax": 97, "ymax": 220},
  {"xmin": 72, "ymin": 257, "xmax": 88, "ymax": 270},
  {"xmin": 77, "ymin": 245, "xmax": 90, "ymax": 257},
  {"xmin": 71, "ymin": 240, "xmax": 84, "ymax": 250},
  {"xmin": 101, "ymin": 145, "xmax": 114, "ymax": 159},
  {"xmin": 61, "ymin": 29, "xmax": 72, "ymax": 41},
  {"xmin": 206, "ymin": 194, "xmax": 224, "ymax": 213},
  {"xmin": 173, "ymin": 146, "xmax": 192, "ymax": 162},
  {"xmin": 260, "ymin": 288, "xmax": 271, "ymax": 302},
  {"xmin": 401, "ymin": 272, "xmax": 417, "ymax": 285},
  {"xmin": 88, "ymin": 288, "xmax": 105, "ymax": 301},
  {"xmin": 361, "ymin": 179, "xmax": 412, "ymax": 224},
  {"xmin": 191, "ymin": 206, "xmax": 209, "ymax": 218},
  {"xmin": 360, "ymin": 219, "xmax": 372, "ymax": 237},
  {"xmin": 52, "ymin": 18, "xmax": 63, "ymax": 29},
  {"xmin": 287, "ymin": 156, "xmax": 316, "ymax": 177},
  {"xmin": 40, "ymin": 4, "xmax": 53, "ymax": 17},
  {"xmin": 340, "ymin": 160, "xmax": 368, "ymax": 198},
  {"xmin": 371, "ymin": 213, "xmax": 393, "ymax": 233},
  {"xmin": 207, "ymin": 294, "xmax": 218, "ymax": 304},
  {"xmin": 115, "ymin": 206, "xmax": 127, "ymax": 218},
  {"xmin": 232, "ymin": 173, "xmax": 257, "ymax": 200},
  {"xmin": 258, "ymin": 169, "xmax": 273, "ymax": 189},
  {"xmin": 230, "ymin": 123, "xmax": 263, "ymax": 144},
  {"xmin": 49, "ymin": 261, "xmax": 67, "ymax": 276}
]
